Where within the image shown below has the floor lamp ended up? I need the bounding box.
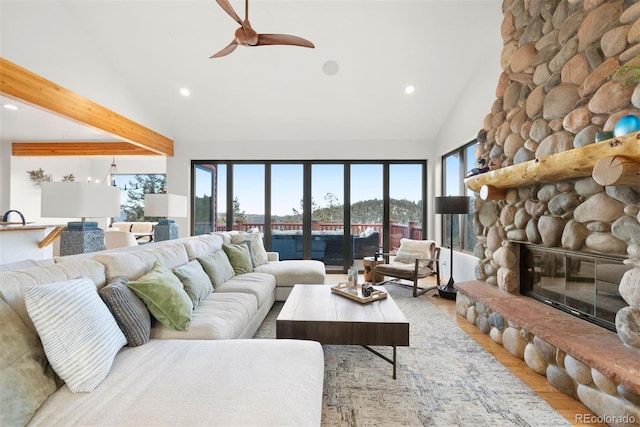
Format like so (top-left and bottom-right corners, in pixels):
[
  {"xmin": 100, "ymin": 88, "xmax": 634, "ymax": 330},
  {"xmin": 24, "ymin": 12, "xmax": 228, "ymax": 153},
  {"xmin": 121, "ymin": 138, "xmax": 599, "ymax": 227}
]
[{"xmin": 434, "ymin": 196, "xmax": 470, "ymax": 300}]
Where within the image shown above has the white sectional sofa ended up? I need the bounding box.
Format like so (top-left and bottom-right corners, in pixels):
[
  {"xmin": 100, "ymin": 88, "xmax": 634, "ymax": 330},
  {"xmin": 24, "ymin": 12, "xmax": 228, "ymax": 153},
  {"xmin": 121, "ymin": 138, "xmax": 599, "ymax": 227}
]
[{"xmin": 0, "ymin": 232, "xmax": 326, "ymax": 426}]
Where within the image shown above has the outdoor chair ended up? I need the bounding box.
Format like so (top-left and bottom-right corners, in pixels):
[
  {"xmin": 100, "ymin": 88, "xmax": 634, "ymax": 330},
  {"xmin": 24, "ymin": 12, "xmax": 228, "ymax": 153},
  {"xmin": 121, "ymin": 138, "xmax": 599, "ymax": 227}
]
[{"xmin": 373, "ymin": 238, "xmax": 441, "ymax": 297}]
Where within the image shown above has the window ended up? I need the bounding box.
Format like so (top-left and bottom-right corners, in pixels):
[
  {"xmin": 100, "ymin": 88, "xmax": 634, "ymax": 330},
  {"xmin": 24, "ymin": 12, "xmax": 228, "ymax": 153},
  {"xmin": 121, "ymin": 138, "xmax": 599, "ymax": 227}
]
[
  {"xmin": 441, "ymin": 140, "xmax": 478, "ymax": 253},
  {"xmin": 192, "ymin": 160, "xmax": 427, "ymax": 273},
  {"xmin": 112, "ymin": 174, "xmax": 166, "ymax": 222}
]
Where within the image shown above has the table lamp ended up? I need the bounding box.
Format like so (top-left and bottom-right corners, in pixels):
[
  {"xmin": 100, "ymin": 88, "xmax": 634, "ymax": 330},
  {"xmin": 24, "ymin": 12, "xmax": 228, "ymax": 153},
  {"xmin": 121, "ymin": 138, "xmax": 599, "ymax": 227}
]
[
  {"xmin": 144, "ymin": 193, "xmax": 187, "ymax": 241},
  {"xmin": 41, "ymin": 182, "xmax": 121, "ymax": 255},
  {"xmin": 434, "ymin": 196, "xmax": 470, "ymax": 300}
]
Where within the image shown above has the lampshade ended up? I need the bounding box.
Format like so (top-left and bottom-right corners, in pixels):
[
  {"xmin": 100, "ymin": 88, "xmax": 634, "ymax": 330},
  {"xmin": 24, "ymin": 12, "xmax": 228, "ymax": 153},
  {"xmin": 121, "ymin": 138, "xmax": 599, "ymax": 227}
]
[
  {"xmin": 434, "ymin": 196, "xmax": 470, "ymax": 215},
  {"xmin": 144, "ymin": 194, "xmax": 187, "ymax": 218},
  {"xmin": 41, "ymin": 182, "xmax": 121, "ymax": 218}
]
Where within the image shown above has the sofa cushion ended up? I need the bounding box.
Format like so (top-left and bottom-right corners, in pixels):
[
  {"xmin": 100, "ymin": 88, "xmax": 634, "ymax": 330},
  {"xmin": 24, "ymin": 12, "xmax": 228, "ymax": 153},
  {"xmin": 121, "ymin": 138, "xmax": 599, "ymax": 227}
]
[
  {"xmin": 150, "ymin": 292, "xmax": 258, "ymax": 340},
  {"xmin": 127, "ymin": 262, "xmax": 193, "ymax": 331},
  {"xmin": 172, "ymin": 260, "xmax": 214, "ymax": 309},
  {"xmin": 0, "ymin": 260, "xmax": 107, "ymax": 335},
  {"xmin": 197, "ymin": 250, "xmax": 235, "ymax": 287},
  {"xmin": 222, "ymin": 242, "xmax": 254, "ymax": 274},
  {"xmin": 216, "ymin": 272, "xmax": 276, "ymax": 307},
  {"xmin": 181, "ymin": 234, "xmax": 223, "ymax": 260},
  {"xmin": 93, "ymin": 242, "xmax": 190, "ymax": 282},
  {"xmin": 232, "ymin": 231, "xmax": 269, "ymax": 266},
  {"xmin": 254, "ymin": 260, "xmax": 326, "ymax": 286},
  {"xmin": 99, "ymin": 276, "xmax": 151, "ymax": 347},
  {"xmin": 0, "ymin": 298, "xmax": 57, "ymax": 427},
  {"xmin": 24, "ymin": 277, "xmax": 126, "ymax": 393},
  {"xmin": 27, "ymin": 339, "xmax": 324, "ymax": 426}
]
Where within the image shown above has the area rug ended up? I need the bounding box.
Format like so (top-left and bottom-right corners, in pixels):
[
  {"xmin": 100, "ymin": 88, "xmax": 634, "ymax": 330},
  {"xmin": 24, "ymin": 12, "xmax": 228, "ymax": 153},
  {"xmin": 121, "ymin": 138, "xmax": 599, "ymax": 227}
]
[{"xmin": 253, "ymin": 285, "xmax": 571, "ymax": 426}]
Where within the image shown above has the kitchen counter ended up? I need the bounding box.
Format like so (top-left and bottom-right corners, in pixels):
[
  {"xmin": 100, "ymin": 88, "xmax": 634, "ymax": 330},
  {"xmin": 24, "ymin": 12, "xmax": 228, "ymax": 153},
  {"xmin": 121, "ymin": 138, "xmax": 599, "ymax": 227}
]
[
  {"xmin": 0, "ymin": 224, "xmax": 65, "ymax": 264},
  {"xmin": 0, "ymin": 223, "xmax": 64, "ymax": 232}
]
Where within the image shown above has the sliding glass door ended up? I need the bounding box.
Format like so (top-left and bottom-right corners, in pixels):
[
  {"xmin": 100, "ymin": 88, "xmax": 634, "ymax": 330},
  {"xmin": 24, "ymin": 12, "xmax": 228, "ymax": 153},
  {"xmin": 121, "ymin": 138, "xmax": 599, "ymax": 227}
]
[
  {"xmin": 191, "ymin": 160, "xmax": 426, "ymax": 273},
  {"xmin": 312, "ymin": 164, "xmax": 345, "ymax": 271},
  {"xmin": 270, "ymin": 164, "xmax": 304, "ymax": 260},
  {"xmin": 351, "ymin": 164, "xmax": 383, "ymax": 264},
  {"xmin": 389, "ymin": 164, "xmax": 424, "ymax": 248}
]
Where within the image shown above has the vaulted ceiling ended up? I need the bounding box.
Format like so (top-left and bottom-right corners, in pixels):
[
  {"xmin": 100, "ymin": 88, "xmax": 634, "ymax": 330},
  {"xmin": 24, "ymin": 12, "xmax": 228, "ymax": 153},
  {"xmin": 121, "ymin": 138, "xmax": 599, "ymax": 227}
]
[{"xmin": 0, "ymin": 0, "xmax": 503, "ymax": 148}]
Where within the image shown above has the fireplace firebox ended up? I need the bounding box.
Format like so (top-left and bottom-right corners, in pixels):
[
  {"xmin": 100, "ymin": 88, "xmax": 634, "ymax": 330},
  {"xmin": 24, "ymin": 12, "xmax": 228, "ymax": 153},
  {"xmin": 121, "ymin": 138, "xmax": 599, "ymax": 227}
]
[{"xmin": 520, "ymin": 244, "xmax": 631, "ymax": 332}]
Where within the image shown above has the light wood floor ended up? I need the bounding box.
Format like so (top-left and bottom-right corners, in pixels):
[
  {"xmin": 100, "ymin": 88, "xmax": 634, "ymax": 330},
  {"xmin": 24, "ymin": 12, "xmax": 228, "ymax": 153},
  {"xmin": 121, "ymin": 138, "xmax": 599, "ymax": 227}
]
[{"xmin": 326, "ymin": 274, "xmax": 606, "ymax": 427}]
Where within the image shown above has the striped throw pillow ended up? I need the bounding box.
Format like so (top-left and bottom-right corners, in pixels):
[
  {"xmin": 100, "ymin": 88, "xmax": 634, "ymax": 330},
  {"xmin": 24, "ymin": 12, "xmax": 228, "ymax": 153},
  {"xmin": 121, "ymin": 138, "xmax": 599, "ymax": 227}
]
[{"xmin": 24, "ymin": 277, "xmax": 126, "ymax": 393}]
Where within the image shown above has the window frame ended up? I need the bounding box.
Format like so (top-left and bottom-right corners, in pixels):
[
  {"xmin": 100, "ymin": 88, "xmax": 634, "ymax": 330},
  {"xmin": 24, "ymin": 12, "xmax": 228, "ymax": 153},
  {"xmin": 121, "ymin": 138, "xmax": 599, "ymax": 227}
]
[
  {"xmin": 441, "ymin": 140, "xmax": 478, "ymax": 254},
  {"xmin": 191, "ymin": 159, "xmax": 428, "ymax": 272}
]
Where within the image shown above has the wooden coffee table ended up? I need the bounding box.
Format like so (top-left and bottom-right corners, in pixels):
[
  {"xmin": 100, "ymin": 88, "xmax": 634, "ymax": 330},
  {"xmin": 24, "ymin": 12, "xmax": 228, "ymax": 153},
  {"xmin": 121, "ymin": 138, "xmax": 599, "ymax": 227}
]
[{"xmin": 276, "ymin": 284, "xmax": 409, "ymax": 378}]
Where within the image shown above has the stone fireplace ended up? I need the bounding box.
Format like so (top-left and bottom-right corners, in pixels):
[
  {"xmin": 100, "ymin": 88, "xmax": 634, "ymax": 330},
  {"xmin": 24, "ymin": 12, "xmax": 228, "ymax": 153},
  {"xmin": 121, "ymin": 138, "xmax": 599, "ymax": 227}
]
[{"xmin": 453, "ymin": 1, "xmax": 640, "ymax": 424}]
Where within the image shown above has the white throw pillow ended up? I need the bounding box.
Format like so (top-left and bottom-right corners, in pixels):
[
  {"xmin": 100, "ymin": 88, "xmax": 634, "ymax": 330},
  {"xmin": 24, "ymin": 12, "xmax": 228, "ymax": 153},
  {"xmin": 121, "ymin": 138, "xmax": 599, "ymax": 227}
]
[
  {"xmin": 232, "ymin": 232, "xmax": 269, "ymax": 266},
  {"xmin": 24, "ymin": 277, "xmax": 126, "ymax": 393},
  {"xmin": 394, "ymin": 239, "xmax": 436, "ymax": 265}
]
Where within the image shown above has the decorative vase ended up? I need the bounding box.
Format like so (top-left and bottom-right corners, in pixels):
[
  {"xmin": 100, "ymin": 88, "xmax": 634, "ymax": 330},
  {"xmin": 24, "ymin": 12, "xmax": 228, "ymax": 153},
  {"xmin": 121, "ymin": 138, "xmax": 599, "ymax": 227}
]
[{"xmin": 613, "ymin": 114, "xmax": 640, "ymax": 137}]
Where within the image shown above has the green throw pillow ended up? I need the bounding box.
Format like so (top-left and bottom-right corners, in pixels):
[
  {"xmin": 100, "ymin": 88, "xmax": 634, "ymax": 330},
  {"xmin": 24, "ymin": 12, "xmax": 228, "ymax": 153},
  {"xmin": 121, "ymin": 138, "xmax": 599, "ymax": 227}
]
[
  {"xmin": 197, "ymin": 250, "xmax": 236, "ymax": 287},
  {"xmin": 0, "ymin": 298, "xmax": 57, "ymax": 426},
  {"xmin": 127, "ymin": 262, "xmax": 193, "ymax": 331},
  {"xmin": 222, "ymin": 242, "xmax": 254, "ymax": 274},
  {"xmin": 172, "ymin": 260, "xmax": 214, "ymax": 309}
]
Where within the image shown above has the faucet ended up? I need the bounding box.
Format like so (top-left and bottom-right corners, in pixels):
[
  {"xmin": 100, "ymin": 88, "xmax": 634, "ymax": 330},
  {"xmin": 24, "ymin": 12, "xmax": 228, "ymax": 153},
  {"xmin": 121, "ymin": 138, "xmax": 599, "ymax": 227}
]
[{"xmin": 2, "ymin": 210, "xmax": 26, "ymax": 225}]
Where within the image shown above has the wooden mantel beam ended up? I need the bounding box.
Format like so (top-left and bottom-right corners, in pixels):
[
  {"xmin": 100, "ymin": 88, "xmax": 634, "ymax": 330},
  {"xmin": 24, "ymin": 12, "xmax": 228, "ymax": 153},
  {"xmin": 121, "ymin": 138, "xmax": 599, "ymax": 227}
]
[
  {"xmin": 0, "ymin": 57, "xmax": 173, "ymax": 156},
  {"xmin": 465, "ymin": 132, "xmax": 640, "ymax": 192},
  {"xmin": 12, "ymin": 142, "xmax": 159, "ymax": 157}
]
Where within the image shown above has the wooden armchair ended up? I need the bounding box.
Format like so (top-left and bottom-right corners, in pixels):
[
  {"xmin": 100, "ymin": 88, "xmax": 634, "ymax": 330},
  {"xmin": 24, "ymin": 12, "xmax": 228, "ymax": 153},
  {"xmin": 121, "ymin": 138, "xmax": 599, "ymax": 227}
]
[{"xmin": 373, "ymin": 239, "xmax": 441, "ymax": 297}]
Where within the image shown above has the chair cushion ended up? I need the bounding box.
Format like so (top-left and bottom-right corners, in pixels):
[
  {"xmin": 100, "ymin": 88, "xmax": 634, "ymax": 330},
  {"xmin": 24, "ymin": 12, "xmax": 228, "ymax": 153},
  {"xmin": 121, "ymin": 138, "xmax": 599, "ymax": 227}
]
[{"xmin": 376, "ymin": 262, "xmax": 433, "ymax": 280}]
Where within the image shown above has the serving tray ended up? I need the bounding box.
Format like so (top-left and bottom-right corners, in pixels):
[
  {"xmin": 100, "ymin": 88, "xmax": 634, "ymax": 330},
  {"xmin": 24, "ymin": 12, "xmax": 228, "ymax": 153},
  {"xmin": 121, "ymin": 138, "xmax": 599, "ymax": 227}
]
[{"xmin": 330, "ymin": 283, "xmax": 388, "ymax": 304}]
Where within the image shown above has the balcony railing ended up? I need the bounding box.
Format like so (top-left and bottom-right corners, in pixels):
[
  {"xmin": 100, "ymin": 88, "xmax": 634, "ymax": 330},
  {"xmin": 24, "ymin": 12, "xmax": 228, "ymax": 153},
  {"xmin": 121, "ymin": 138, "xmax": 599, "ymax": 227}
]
[{"xmin": 206, "ymin": 221, "xmax": 422, "ymax": 251}]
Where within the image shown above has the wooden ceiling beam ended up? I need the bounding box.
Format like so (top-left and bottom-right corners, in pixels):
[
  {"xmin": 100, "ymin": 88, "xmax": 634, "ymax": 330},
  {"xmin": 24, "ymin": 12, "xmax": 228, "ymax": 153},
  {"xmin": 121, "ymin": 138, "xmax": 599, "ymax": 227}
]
[
  {"xmin": 0, "ymin": 57, "xmax": 174, "ymax": 156},
  {"xmin": 12, "ymin": 142, "xmax": 160, "ymax": 157}
]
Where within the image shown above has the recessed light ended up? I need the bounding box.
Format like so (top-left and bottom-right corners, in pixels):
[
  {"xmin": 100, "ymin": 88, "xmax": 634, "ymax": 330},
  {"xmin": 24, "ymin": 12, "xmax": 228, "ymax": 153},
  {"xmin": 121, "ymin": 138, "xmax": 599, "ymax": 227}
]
[
  {"xmin": 404, "ymin": 85, "xmax": 415, "ymax": 95},
  {"xmin": 2, "ymin": 104, "xmax": 18, "ymax": 110},
  {"xmin": 179, "ymin": 88, "xmax": 190, "ymax": 97}
]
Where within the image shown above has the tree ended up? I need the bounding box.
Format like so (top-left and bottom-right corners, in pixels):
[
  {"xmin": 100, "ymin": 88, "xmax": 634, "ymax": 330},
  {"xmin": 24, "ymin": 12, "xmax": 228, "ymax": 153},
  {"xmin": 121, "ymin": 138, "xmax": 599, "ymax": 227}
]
[
  {"xmin": 121, "ymin": 174, "xmax": 166, "ymax": 221},
  {"xmin": 324, "ymin": 193, "xmax": 340, "ymax": 222},
  {"xmin": 232, "ymin": 196, "xmax": 246, "ymax": 223}
]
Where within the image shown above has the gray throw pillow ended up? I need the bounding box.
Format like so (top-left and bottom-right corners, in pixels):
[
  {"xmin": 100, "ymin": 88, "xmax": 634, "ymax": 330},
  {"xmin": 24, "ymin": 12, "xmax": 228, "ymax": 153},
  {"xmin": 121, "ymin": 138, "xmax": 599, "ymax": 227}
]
[
  {"xmin": 197, "ymin": 250, "xmax": 236, "ymax": 287},
  {"xmin": 172, "ymin": 260, "xmax": 214, "ymax": 309},
  {"xmin": 99, "ymin": 276, "xmax": 151, "ymax": 347}
]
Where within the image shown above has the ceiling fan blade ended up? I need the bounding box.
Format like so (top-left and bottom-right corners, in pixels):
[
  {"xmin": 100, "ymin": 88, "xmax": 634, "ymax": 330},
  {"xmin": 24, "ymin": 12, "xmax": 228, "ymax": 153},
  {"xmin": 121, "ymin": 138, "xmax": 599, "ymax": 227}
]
[
  {"xmin": 215, "ymin": 0, "xmax": 242, "ymax": 25},
  {"xmin": 210, "ymin": 41, "xmax": 239, "ymax": 58},
  {"xmin": 257, "ymin": 34, "xmax": 315, "ymax": 48}
]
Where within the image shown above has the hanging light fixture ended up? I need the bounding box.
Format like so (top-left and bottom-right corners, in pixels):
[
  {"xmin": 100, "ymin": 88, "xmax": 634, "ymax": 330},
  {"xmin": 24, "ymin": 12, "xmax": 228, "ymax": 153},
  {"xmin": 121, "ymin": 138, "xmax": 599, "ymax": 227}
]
[{"xmin": 102, "ymin": 157, "xmax": 119, "ymax": 187}]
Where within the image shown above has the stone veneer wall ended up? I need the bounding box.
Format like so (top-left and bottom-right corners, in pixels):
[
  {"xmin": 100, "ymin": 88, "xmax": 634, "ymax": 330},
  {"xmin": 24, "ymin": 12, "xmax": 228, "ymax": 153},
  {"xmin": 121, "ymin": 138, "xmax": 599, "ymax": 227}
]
[{"xmin": 461, "ymin": 0, "xmax": 640, "ymax": 424}]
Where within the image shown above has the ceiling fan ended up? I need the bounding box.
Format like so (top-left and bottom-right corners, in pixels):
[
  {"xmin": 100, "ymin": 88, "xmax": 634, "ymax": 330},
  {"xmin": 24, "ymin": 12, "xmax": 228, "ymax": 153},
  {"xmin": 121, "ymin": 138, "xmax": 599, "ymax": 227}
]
[{"xmin": 211, "ymin": 0, "xmax": 315, "ymax": 58}]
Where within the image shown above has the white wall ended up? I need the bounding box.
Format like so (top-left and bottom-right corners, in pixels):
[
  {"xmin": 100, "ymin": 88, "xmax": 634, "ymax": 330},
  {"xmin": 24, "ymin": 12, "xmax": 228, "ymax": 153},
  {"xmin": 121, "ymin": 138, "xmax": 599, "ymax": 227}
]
[{"xmin": 427, "ymin": 0, "xmax": 503, "ymax": 279}]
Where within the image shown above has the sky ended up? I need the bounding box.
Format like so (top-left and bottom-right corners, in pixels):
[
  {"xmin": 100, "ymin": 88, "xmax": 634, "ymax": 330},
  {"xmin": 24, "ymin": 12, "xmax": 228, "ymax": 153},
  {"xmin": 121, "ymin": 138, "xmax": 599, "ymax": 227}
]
[{"xmin": 195, "ymin": 163, "xmax": 425, "ymax": 216}]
